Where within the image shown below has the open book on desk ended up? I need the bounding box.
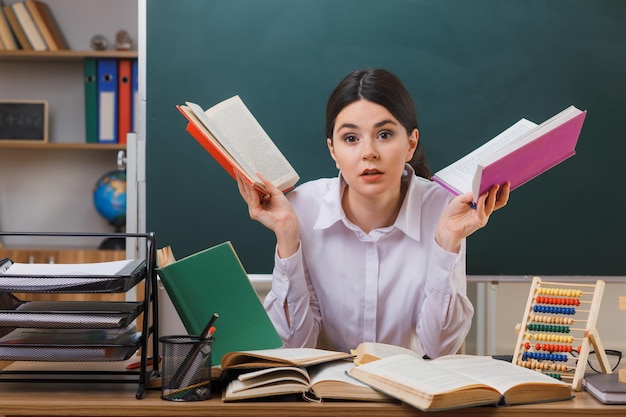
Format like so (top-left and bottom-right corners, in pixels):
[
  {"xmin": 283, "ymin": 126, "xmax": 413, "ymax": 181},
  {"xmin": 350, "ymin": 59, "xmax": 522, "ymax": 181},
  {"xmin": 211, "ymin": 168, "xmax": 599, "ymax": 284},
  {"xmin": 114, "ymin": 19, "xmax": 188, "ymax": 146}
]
[
  {"xmin": 223, "ymin": 360, "xmax": 393, "ymax": 402},
  {"xmin": 431, "ymin": 105, "xmax": 586, "ymax": 203},
  {"xmin": 177, "ymin": 95, "xmax": 300, "ymax": 195},
  {"xmin": 221, "ymin": 347, "xmax": 390, "ymax": 402},
  {"xmin": 347, "ymin": 354, "xmax": 573, "ymax": 411},
  {"xmin": 220, "ymin": 347, "xmax": 352, "ymax": 369},
  {"xmin": 351, "ymin": 341, "xmax": 423, "ymax": 365}
]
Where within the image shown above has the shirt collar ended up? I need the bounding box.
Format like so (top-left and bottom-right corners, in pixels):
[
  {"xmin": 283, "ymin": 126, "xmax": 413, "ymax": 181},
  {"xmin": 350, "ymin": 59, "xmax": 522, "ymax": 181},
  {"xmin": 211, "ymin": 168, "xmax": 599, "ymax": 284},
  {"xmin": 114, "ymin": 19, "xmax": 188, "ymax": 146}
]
[{"xmin": 313, "ymin": 164, "xmax": 423, "ymax": 242}]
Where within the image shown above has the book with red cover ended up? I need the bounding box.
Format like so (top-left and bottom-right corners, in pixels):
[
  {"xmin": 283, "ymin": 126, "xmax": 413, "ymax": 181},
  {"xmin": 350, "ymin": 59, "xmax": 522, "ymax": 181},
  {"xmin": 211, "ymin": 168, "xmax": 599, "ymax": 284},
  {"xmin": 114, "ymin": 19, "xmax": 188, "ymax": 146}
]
[
  {"xmin": 432, "ymin": 105, "xmax": 586, "ymax": 203},
  {"xmin": 177, "ymin": 96, "xmax": 299, "ymax": 195}
]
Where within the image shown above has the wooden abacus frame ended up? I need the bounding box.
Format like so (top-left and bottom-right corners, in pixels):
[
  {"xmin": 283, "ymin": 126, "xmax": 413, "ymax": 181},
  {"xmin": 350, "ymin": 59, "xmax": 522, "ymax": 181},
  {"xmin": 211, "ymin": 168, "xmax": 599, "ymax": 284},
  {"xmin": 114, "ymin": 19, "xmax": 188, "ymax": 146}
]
[{"xmin": 512, "ymin": 276, "xmax": 612, "ymax": 391}]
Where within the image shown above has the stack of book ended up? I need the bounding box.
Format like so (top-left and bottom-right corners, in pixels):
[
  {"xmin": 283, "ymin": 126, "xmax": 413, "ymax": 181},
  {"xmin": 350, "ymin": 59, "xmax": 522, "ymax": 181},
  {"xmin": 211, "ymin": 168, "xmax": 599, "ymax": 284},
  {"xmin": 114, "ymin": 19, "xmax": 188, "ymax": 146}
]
[{"xmin": 0, "ymin": 0, "xmax": 67, "ymax": 51}]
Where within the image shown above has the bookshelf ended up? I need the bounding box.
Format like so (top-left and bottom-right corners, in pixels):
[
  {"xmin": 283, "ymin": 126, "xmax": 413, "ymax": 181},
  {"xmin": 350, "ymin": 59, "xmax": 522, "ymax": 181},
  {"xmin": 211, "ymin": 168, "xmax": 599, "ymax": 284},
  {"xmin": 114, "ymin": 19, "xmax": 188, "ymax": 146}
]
[
  {"xmin": 0, "ymin": 0, "xmax": 138, "ymax": 250},
  {"xmin": 0, "ymin": 50, "xmax": 138, "ymax": 60}
]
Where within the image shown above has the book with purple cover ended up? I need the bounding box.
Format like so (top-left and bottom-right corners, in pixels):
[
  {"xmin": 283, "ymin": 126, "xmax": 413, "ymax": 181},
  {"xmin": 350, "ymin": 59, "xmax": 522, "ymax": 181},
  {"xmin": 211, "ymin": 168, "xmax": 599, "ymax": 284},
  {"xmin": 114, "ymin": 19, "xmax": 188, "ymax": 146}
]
[{"xmin": 432, "ymin": 106, "xmax": 586, "ymax": 203}]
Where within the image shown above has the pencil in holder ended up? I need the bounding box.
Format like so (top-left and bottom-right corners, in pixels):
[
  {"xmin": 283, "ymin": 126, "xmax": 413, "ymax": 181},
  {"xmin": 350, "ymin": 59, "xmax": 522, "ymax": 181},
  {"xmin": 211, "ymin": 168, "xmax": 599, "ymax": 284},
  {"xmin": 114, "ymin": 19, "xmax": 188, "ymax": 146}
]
[{"xmin": 159, "ymin": 335, "xmax": 213, "ymax": 401}]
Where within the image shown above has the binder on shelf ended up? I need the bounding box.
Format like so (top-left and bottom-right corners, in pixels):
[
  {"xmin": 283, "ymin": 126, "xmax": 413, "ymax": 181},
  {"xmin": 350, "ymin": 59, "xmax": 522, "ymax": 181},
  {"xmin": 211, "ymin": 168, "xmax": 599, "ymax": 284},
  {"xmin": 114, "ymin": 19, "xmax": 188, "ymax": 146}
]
[
  {"xmin": 2, "ymin": 4, "xmax": 31, "ymax": 50},
  {"xmin": 117, "ymin": 59, "xmax": 132, "ymax": 145},
  {"xmin": 24, "ymin": 0, "xmax": 57, "ymax": 51},
  {"xmin": 11, "ymin": 1, "xmax": 46, "ymax": 51},
  {"xmin": 97, "ymin": 58, "xmax": 119, "ymax": 144},
  {"xmin": 0, "ymin": 7, "xmax": 17, "ymax": 51},
  {"xmin": 131, "ymin": 59, "xmax": 139, "ymax": 133},
  {"xmin": 157, "ymin": 241, "xmax": 283, "ymax": 366},
  {"xmin": 84, "ymin": 58, "xmax": 98, "ymax": 144}
]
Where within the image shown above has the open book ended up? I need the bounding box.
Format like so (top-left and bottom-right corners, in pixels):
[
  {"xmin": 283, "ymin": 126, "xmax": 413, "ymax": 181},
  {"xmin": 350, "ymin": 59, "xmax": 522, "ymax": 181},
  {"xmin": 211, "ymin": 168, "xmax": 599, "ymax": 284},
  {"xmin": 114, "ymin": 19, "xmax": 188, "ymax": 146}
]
[
  {"xmin": 351, "ymin": 342, "xmax": 422, "ymax": 365},
  {"xmin": 431, "ymin": 105, "xmax": 586, "ymax": 203},
  {"xmin": 223, "ymin": 360, "xmax": 392, "ymax": 402},
  {"xmin": 347, "ymin": 354, "xmax": 573, "ymax": 411},
  {"xmin": 220, "ymin": 347, "xmax": 351, "ymax": 369},
  {"xmin": 177, "ymin": 95, "xmax": 300, "ymax": 194}
]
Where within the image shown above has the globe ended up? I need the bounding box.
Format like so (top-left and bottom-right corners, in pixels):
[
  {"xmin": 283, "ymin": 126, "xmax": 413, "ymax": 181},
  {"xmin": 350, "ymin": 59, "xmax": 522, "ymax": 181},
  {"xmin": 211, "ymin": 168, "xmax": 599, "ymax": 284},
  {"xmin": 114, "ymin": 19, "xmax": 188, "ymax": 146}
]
[{"xmin": 93, "ymin": 169, "xmax": 126, "ymax": 228}]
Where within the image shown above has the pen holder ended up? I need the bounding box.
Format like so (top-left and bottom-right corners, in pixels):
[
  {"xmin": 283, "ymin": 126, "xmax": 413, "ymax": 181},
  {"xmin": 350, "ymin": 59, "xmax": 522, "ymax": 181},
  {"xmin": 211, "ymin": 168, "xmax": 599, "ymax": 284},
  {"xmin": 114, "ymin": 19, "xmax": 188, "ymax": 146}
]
[{"xmin": 159, "ymin": 335, "xmax": 213, "ymax": 401}]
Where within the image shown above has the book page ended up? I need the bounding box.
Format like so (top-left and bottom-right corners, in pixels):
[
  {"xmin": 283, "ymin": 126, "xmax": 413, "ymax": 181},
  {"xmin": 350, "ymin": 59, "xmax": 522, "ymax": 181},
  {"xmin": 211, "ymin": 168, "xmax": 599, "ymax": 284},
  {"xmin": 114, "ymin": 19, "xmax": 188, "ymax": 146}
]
[
  {"xmin": 221, "ymin": 347, "xmax": 352, "ymax": 368},
  {"xmin": 184, "ymin": 101, "xmax": 259, "ymax": 181},
  {"xmin": 309, "ymin": 361, "xmax": 363, "ymax": 386},
  {"xmin": 233, "ymin": 366, "xmax": 311, "ymax": 391},
  {"xmin": 350, "ymin": 354, "xmax": 489, "ymax": 395},
  {"xmin": 202, "ymin": 96, "xmax": 299, "ymax": 189},
  {"xmin": 432, "ymin": 355, "xmax": 569, "ymax": 394},
  {"xmin": 352, "ymin": 342, "xmax": 422, "ymax": 365},
  {"xmin": 433, "ymin": 119, "xmax": 536, "ymax": 194}
]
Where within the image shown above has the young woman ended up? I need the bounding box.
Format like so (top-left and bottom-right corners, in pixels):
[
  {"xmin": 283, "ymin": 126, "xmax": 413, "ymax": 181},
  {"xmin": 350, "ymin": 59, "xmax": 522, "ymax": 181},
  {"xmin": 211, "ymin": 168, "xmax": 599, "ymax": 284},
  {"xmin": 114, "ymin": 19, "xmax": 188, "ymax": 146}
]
[{"xmin": 236, "ymin": 68, "xmax": 509, "ymax": 358}]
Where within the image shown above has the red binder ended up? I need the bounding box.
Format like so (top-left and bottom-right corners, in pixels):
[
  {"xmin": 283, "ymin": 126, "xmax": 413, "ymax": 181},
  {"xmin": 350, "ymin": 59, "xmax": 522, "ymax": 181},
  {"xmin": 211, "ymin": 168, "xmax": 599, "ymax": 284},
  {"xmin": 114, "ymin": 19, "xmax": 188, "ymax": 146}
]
[{"xmin": 117, "ymin": 59, "xmax": 132, "ymax": 144}]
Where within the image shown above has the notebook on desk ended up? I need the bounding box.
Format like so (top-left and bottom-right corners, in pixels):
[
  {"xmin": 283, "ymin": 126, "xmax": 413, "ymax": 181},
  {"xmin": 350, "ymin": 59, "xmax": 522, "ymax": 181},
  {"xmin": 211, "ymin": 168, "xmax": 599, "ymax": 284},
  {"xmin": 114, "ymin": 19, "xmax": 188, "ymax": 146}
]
[
  {"xmin": 157, "ymin": 241, "xmax": 282, "ymax": 366},
  {"xmin": 583, "ymin": 373, "xmax": 626, "ymax": 404}
]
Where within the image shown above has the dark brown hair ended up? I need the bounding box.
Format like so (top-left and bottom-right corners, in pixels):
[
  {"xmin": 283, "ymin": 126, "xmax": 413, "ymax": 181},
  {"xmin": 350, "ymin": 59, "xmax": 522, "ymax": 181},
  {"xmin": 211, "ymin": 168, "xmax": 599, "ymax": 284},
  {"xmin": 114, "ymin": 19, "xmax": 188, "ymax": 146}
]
[{"xmin": 325, "ymin": 68, "xmax": 430, "ymax": 179}]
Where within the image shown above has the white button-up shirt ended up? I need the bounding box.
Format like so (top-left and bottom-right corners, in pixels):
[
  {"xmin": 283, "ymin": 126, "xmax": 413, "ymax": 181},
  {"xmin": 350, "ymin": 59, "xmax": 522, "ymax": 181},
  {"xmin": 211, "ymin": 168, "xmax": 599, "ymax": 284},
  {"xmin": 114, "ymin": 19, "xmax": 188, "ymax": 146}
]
[{"xmin": 264, "ymin": 166, "xmax": 473, "ymax": 358}]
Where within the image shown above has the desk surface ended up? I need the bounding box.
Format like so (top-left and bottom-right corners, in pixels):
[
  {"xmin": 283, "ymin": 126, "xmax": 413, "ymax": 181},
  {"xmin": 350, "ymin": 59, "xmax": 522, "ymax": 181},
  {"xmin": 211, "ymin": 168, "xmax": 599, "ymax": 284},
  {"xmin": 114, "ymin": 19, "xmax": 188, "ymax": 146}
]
[
  {"xmin": 0, "ymin": 382, "xmax": 624, "ymax": 417},
  {"xmin": 0, "ymin": 361, "xmax": 624, "ymax": 417}
]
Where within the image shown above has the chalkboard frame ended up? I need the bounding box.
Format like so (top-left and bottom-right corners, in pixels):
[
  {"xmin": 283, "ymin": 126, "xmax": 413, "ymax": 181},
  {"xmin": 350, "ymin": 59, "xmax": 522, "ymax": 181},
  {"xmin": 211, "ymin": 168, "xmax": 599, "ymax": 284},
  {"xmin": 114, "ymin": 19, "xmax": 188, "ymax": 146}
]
[{"xmin": 0, "ymin": 100, "xmax": 48, "ymax": 143}]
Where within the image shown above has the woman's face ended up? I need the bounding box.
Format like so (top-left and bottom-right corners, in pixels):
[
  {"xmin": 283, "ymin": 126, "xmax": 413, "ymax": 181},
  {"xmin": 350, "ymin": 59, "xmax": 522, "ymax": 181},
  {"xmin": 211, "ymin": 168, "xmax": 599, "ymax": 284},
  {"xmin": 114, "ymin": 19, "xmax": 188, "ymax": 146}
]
[{"xmin": 327, "ymin": 99, "xmax": 418, "ymax": 199}]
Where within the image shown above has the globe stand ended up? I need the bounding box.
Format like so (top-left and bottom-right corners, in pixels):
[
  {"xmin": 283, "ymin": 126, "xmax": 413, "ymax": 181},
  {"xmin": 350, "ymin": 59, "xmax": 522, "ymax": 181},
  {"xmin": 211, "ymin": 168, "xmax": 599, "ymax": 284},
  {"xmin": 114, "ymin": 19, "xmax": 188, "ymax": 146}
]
[{"xmin": 98, "ymin": 225, "xmax": 126, "ymax": 250}]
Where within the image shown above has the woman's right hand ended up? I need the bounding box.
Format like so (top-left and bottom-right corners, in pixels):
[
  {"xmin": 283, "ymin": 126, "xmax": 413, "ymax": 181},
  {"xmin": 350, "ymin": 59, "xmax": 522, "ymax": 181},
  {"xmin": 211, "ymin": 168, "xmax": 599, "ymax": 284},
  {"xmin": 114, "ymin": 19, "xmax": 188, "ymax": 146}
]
[{"xmin": 235, "ymin": 172, "xmax": 301, "ymax": 258}]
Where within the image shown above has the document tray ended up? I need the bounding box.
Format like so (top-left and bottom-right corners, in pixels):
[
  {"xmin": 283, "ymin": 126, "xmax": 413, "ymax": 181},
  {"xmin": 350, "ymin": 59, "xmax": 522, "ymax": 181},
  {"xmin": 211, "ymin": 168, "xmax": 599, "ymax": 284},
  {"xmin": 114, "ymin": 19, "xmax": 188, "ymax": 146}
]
[
  {"xmin": 0, "ymin": 258, "xmax": 146, "ymax": 293},
  {"xmin": 0, "ymin": 298, "xmax": 143, "ymax": 329},
  {"xmin": 0, "ymin": 328, "xmax": 141, "ymax": 362}
]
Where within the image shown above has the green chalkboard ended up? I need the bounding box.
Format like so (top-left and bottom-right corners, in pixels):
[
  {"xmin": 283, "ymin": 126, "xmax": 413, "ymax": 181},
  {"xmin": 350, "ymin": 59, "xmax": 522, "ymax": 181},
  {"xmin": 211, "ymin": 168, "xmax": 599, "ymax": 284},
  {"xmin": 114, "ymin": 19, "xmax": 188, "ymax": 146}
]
[{"xmin": 146, "ymin": 0, "xmax": 625, "ymax": 275}]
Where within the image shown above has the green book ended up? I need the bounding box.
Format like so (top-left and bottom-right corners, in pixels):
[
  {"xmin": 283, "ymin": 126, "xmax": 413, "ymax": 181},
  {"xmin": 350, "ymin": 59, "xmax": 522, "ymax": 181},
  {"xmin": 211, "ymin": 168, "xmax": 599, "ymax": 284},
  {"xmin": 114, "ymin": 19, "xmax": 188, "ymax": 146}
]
[
  {"xmin": 158, "ymin": 241, "xmax": 282, "ymax": 366},
  {"xmin": 83, "ymin": 58, "xmax": 98, "ymax": 143}
]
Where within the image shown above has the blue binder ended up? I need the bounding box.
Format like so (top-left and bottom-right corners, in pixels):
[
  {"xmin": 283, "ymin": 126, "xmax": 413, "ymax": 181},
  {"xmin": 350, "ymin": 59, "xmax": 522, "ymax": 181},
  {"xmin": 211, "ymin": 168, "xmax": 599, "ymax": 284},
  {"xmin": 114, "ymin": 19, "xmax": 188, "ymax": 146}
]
[{"xmin": 97, "ymin": 58, "xmax": 118, "ymax": 143}]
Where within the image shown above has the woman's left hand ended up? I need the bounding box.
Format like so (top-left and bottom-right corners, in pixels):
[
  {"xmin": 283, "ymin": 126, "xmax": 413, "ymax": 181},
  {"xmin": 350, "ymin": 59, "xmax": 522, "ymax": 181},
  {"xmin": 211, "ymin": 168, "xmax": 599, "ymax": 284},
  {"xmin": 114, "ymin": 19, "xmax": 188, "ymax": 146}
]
[{"xmin": 435, "ymin": 182, "xmax": 510, "ymax": 253}]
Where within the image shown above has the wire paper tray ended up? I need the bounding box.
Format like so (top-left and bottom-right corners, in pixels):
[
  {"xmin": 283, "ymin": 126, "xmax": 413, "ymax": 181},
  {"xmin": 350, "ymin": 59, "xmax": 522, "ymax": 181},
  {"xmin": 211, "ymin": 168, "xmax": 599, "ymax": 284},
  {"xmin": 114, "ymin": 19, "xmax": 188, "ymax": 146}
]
[
  {"xmin": 0, "ymin": 294, "xmax": 143, "ymax": 329},
  {"xmin": 0, "ymin": 258, "xmax": 146, "ymax": 293},
  {"xmin": 0, "ymin": 329, "xmax": 141, "ymax": 362}
]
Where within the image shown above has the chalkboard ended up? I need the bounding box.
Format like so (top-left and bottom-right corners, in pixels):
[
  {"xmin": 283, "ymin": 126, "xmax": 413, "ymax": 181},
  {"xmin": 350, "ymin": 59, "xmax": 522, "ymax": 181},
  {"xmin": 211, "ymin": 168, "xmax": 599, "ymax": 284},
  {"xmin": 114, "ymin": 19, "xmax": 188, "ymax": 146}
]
[
  {"xmin": 146, "ymin": 0, "xmax": 626, "ymax": 276},
  {"xmin": 0, "ymin": 101, "xmax": 48, "ymax": 142}
]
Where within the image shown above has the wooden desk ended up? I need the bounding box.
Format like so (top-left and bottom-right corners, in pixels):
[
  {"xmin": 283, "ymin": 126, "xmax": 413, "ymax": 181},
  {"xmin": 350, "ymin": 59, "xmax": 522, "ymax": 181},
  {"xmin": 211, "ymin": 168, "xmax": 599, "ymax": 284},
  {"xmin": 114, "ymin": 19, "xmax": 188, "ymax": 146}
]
[
  {"xmin": 0, "ymin": 383, "xmax": 624, "ymax": 417},
  {"xmin": 0, "ymin": 361, "xmax": 624, "ymax": 416}
]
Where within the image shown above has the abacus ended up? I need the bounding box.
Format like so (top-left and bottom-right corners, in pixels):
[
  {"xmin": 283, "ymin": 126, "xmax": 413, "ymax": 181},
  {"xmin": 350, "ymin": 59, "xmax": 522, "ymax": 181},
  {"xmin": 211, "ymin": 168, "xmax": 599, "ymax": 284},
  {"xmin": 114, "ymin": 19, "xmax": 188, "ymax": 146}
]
[{"xmin": 512, "ymin": 276, "xmax": 611, "ymax": 391}]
